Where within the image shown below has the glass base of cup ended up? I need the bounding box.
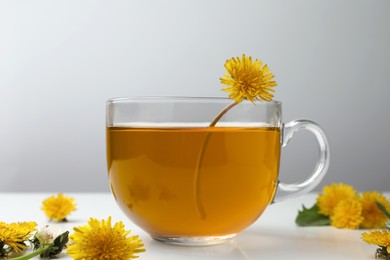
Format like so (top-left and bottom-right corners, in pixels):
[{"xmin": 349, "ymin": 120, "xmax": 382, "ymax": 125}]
[{"xmin": 151, "ymin": 234, "xmax": 236, "ymax": 246}]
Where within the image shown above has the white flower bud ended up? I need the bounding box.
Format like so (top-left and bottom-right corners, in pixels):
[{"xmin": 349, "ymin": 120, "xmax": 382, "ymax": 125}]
[{"xmin": 37, "ymin": 225, "xmax": 64, "ymax": 244}]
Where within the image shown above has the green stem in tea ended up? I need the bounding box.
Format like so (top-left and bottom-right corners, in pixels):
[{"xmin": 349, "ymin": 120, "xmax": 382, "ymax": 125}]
[{"xmin": 194, "ymin": 102, "xmax": 238, "ymax": 219}]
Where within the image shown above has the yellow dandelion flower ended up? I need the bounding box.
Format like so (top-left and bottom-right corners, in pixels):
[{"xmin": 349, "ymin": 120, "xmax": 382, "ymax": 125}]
[
  {"xmin": 220, "ymin": 54, "xmax": 277, "ymax": 103},
  {"xmin": 362, "ymin": 230, "xmax": 390, "ymax": 254},
  {"xmin": 67, "ymin": 216, "xmax": 145, "ymax": 260},
  {"xmin": 41, "ymin": 193, "xmax": 76, "ymax": 222},
  {"xmin": 330, "ymin": 198, "xmax": 364, "ymax": 229},
  {"xmin": 195, "ymin": 55, "xmax": 278, "ymax": 219},
  {"xmin": 360, "ymin": 191, "xmax": 390, "ymax": 229},
  {"xmin": 0, "ymin": 221, "xmax": 37, "ymax": 255},
  {"xmin": 317, "ymin": 183, "xmax": 358, "ymax": 216}
]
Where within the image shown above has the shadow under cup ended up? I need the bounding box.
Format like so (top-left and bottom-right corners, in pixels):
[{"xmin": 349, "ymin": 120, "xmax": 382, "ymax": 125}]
[{"xmin": 106, "ymin": 97, "xmax": 329, "ymax": 246}]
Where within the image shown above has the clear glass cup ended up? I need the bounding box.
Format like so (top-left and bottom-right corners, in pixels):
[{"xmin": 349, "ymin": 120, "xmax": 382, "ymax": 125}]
[{"xmin": 106, "ymin": 97, "xmax": 330, "ymax": 246}]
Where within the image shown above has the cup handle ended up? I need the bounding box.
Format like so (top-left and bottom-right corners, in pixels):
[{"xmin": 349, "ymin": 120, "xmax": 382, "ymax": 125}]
[{"xmin": 273, "ymin": 119, "xmax": 330, "ymax": 202}]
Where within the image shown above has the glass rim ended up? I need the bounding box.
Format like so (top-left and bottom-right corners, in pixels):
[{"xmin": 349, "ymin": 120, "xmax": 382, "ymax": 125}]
[{"xmin": 107, "ymin": 96, "xmax": 281, "ymax": 105}]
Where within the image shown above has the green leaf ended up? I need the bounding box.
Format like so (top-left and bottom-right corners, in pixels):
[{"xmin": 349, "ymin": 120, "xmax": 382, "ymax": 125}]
[
  {"xmin": 0, "ymin": 242, "xmax": 6, "ymax": 258},
  {"xmin": 295, "ymin": 203, "xmax": 330, "ymax": 226},
  {"xmin": 376, "ymin": 201, "xmax": 390, "ymax": 230},
  {"xmin": 40, "ymin": 231, "xmax": 69, "ymax": 258},
  {"xmin": 376, "ymin": 201, "xmax": 390, "ymax": 219}
]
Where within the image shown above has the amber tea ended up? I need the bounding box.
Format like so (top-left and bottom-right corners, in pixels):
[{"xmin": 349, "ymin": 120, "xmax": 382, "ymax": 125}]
[{"xmin": 107, "ymin": 126, "xmax": 280, "ymax": 238}]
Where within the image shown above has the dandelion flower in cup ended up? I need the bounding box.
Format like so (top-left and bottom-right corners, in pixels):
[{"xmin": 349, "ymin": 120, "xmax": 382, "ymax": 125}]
[
  {"xmin": 220, "ymin": 54, "xmax": 277, "ymax": 103},
  {"xmin": 67, "ymin": 216, "xmax": 145, "ymax": 260},
  {"xmin": 360, "ymin": 191, "xmax": 390, "ymax": 229},
  {"xmin": 0, "ymin": 221, "xmax": 37, "ymax": 257},
  {"xmin": 330, "ymin": 198, "xmax": 364, "ymax": 229},
  {"xmin": 195, "ymin": 55, "xmax": 278, "ymax": 219},
  {"xmin": 41, "ymin": 193, "xmax": 76, "ymax": 222},
  {"xmin": 317, "ymin": 183, "xmax": 358, "ymax": 216},
  {"xmin": 362, "ymin": 230, "xmax": 390, "ymax": 256}
]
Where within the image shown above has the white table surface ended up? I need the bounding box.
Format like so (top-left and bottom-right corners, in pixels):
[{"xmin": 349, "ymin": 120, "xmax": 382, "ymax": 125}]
[{"xmin": 0, "ymin": 192, "xmax": 380, "ymax": 260}]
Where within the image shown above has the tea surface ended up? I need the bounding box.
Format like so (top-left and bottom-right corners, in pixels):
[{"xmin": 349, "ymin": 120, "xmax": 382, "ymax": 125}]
[{"xmin": 107, "ymin": 126, "xmax": 280, "ymax": 237}]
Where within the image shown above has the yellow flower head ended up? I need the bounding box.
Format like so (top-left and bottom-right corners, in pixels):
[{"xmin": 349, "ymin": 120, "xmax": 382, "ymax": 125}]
[
  {"xmin": 360, "ymin": 191, "xmax": 390, "ymax": 229},
  {"xmin": 362, "ymin": 230, "xmax": 390, "ymax": 254},
  {"xmin": 330, "ymin": 198, "xmax": 364, "ymax": 229},
  {"xmin": 317, "ymin": 183, "xmax": 358, "ymax": 216},
  {"xmin": 220, "ymin": 54, "xmax": 277, "ymax": 103},
  {"xmin": 0, "ymin": 221, "xmax": 37, "ymax": 255},
  {"xmin": 41, "ymin": 193, "xmax": 76, "ymax": 222},
  {"xmin": 67, "ymin": 216, "xmax": 145, "ymax": 260}
]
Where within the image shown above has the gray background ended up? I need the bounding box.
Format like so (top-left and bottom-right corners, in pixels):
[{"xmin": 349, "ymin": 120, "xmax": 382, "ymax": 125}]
[{"xmin": 1, "ymin": 0, "xmax": 389, "ymax": 192}]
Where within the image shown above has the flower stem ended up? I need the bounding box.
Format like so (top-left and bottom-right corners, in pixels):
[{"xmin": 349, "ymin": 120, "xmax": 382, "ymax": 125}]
[
  {"xmin": 194, "ymin": 102, "xmax": 238, "ymax": 219},
  {"xmin": 11, "ymin": 245, "xmax": 50, "ymax": 260},
  {"xmin": 209, "ymin": 102, "xmax": 238, "ymax": 127}
]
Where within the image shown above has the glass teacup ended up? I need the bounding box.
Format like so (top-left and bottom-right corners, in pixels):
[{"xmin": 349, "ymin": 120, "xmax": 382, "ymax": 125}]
[{"xmin": 106, "ymin": 97, "xmax": 329, "ymax": 246}]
